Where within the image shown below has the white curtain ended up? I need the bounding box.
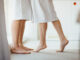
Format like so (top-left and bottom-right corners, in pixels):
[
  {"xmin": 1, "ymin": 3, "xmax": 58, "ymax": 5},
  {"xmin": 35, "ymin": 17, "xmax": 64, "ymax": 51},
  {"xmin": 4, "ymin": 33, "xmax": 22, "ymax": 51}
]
[{"xmin": 0, "ymin": 0, "xmax": 10, "ymax": 60}]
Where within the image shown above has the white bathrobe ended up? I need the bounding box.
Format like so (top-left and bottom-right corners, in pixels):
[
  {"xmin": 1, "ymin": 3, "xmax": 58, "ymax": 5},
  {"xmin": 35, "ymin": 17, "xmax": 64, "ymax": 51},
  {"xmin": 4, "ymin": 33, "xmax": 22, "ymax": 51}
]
[{"xmin": 13, "ymin": 0, "xmax": 58, "ymax": 23}]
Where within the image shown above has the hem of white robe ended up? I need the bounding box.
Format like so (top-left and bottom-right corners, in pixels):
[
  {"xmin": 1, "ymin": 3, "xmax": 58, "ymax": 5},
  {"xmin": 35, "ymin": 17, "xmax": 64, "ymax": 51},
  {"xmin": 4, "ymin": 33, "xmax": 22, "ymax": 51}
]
[
  {"xmin": 12, "ymin": 18, "xmax": 59, "ymax": 23},
  {"xmin": 32, "ymin": 19, "xmax": 59, "ymax": 23}
]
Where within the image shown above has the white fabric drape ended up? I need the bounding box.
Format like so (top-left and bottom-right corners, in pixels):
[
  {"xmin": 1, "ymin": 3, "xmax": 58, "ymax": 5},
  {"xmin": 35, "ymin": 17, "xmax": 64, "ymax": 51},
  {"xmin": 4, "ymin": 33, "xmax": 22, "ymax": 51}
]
[
  {"xmin": 12, "ymin": 0, "xmax": 58, "ymax": 23},
  {"xmin": 0, "ymin": 0, "xmax": 10, "ymax": 60}
]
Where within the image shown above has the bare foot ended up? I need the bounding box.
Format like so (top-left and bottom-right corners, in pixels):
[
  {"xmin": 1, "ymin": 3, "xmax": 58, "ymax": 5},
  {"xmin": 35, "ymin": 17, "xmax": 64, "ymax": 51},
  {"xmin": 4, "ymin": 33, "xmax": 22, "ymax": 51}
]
[
  {"xmin": 56, "ymin": 40, "xmax": 69, "ymax": 52},
  {"xmin": 19, "ymin": 45, "xmax": 33, "ymax": 51},
  {"xmin": 34, "ymin": 44, "xmax": 47, "ymax": 52},
  {"xmin": 11, "ymin": 47, "xmax": 31, "ymax": 54},
  {"xmin": 19, "ymin": 44, "xmax": 33, "ymax": 51},
  {"xmin": 21, "ymin": 46, "xmax": 33, "ymax": 51}
]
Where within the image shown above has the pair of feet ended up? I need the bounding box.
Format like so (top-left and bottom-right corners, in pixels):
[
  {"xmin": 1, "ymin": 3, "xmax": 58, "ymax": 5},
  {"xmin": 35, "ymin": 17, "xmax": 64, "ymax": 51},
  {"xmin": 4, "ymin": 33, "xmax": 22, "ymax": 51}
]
[
  {"xmin": 11, "ymin": 46, "xmax": 33, "ymax": 54},
  {"xmin": 35, "ymin": 40, "xmax": 69, "ymax": 52},
  {"xmin": 11, "ymin": 40, "xmax": 69, "ymax": 54}
]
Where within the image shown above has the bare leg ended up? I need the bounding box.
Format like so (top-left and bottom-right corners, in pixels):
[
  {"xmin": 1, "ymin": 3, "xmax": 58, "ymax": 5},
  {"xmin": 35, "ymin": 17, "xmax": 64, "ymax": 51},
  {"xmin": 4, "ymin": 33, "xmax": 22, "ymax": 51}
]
[
  {"xmin": 35, "ymin": 23, "xmax": 47, "ymax": 52},
  {"xmin": 18, "ymin": 20, "xmax": 33, "ymax": 51},
  {"xmin": 11, "ymin": 20, "xmax": 30, "ymax": 54},
  {"xmin": 52, "ymin": 20, "xmax": 69, "ymax": 52}
]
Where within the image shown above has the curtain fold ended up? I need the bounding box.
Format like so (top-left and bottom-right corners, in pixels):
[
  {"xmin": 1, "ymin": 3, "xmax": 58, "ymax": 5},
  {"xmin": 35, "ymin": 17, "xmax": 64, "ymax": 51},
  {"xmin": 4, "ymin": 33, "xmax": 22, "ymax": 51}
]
[{"xmin": 0, "ymin": 0, "xmax": 10, "ymax": 60}]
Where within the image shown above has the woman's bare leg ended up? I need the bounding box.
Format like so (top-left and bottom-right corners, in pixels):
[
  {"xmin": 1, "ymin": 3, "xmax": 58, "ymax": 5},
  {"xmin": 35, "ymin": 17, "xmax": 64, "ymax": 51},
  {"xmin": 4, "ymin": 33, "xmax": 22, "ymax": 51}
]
[
  {"xmin": 11, "ymin": 20, "xmax": 30, "ymax": 54},
  {"xmin": 35, "ymin": 23, "xmax": 47, "ymax": 52},
  {"xmin": 52, "ymin": 20, "xmax": 69, "ymax": 52},
  {"xmin": 18, "ymin": 20, "xmax": 33, "ymax": 50}
]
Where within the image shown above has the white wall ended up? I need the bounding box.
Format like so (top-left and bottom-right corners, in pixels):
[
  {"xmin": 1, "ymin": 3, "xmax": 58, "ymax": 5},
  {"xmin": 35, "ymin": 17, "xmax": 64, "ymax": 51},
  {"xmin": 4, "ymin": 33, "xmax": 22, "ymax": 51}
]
[{"xmin": 46, "ymin": 1, "xmax": 80, "ymax": 41}]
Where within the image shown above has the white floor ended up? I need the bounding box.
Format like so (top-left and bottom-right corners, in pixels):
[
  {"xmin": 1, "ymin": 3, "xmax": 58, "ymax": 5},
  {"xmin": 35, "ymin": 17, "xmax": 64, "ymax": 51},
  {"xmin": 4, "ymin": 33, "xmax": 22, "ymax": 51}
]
[
  {"xmin": 11, "ymin": 40, "xmax": 80, "ymax": 60},
  {"xmin": 11, "ymin": 49, "xmax": 79, "ymax": 60}
]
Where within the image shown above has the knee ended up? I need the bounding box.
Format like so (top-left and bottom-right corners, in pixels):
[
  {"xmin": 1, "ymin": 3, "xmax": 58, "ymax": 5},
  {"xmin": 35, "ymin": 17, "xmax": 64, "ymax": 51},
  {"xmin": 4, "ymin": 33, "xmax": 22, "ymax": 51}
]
[
  {"xmin": 39, "ymin": 23, "xmax": 47, "ymax": 26},
  {"xmin": 52, "ymin": 20, "xmax": 60, "ymax": 24}
]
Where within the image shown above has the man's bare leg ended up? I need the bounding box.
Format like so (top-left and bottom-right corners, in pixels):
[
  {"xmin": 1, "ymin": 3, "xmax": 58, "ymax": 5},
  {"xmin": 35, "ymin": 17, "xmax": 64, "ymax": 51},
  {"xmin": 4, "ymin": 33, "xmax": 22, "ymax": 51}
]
[
  {"xmin": 11, "ymin": 20, "xmax": 30, "ymax": 54},
  {"xmin": 35, "ymin": 23, "xmax": 47, "ymax": 52},
  {"xmin": 52, "ymin": 20, "xmax": 69, "ymax": 52},
  {"xmin": 18, "ymin": 20, "xmax": 33, "ymax": 51}
]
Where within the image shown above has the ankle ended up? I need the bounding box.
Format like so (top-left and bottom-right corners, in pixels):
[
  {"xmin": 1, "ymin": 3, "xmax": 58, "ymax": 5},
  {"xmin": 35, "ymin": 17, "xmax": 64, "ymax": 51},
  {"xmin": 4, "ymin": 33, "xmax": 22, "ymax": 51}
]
[
  {"xmin": 19, "ymin": 44, "xmax": 23, "ymax": 47},
  {"xmin": 61, "ymin": 37, "xmax": 67, "ymax": 41},
  {"xmin": 11, "ymin": 47, "xmax": 18, "ymax": 50},
  {"xmin": 39, "ymin": 44, "xmax": 47, "ymax": 48},
  {"xmin": 61, "ymin": 40, "xmax": 69, "ymax": 44},
  {"xmin": 40, "ymin": 42, "xmax": 46, "ymax": 46}
]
